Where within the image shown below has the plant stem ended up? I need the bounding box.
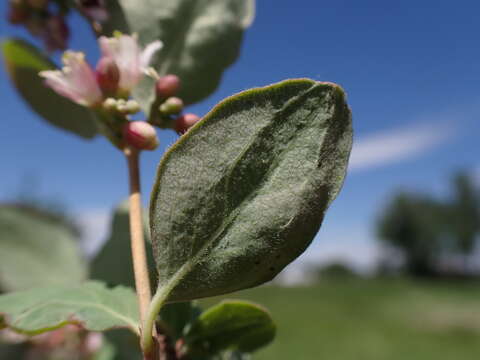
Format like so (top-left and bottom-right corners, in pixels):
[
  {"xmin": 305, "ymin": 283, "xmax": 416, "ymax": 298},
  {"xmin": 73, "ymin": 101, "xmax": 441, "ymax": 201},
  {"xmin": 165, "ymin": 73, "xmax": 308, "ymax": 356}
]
[
  {"xmin": 124, "ymin": 147, "xmax": 153, "ymax": 332},
  {"xmin": 142, "ymin": 288, "xmax": 170, "ymax": 353}
]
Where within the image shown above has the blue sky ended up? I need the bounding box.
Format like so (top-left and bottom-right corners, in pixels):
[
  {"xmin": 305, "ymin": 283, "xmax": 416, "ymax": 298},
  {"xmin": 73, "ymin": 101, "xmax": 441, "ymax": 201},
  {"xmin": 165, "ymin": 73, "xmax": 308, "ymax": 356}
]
[{"xmin": 1, "ymin": 1, "xmax": 479, "ymax": 272}]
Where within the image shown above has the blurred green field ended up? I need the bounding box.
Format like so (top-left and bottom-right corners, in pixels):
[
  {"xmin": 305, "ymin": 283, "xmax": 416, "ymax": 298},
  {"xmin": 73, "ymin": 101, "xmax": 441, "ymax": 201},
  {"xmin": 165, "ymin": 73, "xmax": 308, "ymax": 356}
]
[{"xmin": 202, "ymin": 278, "xmax": 480, "ymax": 360}]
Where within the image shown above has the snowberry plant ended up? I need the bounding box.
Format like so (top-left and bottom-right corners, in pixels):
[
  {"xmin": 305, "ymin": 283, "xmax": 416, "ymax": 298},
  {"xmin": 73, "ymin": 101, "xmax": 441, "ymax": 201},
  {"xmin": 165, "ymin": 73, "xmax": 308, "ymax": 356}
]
[{"xmin": 1, "ymin": 1, "xmax": 353, "ymax": 359}]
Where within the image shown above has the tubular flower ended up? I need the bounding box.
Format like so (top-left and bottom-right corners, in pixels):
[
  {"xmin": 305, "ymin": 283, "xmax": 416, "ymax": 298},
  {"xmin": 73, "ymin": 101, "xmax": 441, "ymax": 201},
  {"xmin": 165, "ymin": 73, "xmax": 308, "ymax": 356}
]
[
  {"xmin": 98, "ymin": 33, "xmax": 162, "ymax": 94},
  {"xmin": 39, "ymin": 51, "xmax": 102, "ymax": 106}
]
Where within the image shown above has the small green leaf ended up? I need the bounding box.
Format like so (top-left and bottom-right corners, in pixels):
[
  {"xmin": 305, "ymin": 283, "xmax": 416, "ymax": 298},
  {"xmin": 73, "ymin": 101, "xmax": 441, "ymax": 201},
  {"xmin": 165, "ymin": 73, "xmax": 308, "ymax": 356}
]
[
  {"xmin": 0, "ymin": 281, "xmax": 139, "ymax": 335},
  {"xmin": 0, "ymin": 205, "xmax": 87, "ymax": 292},
  {"xmin": 102, "ymin": 0, "xmax": 255, "ymax": 108},
  {"xmin": 184, "ymin": 301, "xmax": 275, "ymax": 356},
  {"xmin": 2, "ymin": 38, "xmax": 98, "ymax": 138},
  {"xmin": 159, "ymin": 302, "xmax": 201, "ymax": 339},
  {"xmin": 90, "ymin": 201, "xmax": 154, "ymax": 288},
  {"xmin": 149, "ymin": 79, "xmax": 352, "ymax": 302}
]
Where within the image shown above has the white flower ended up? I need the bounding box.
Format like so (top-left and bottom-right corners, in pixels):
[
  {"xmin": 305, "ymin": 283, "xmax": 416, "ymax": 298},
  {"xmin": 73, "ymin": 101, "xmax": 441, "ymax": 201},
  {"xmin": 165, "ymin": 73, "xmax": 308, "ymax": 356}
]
[
  {"xmin": 98, "ymin": 33, "xmax": 162, "ymax": 93},
  {"xmin": 39, "ymin": 51, "xmax": 102, "ymax": 106}
]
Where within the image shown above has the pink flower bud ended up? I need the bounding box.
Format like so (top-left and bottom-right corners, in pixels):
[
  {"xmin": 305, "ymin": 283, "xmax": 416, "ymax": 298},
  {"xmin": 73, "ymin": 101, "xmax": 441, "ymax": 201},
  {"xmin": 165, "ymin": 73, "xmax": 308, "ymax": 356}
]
[
  {"xmin": 123, "ymin": 121, "xmax": 159, "ymax": 151},
  {"xmin": 175, "ymin": 113, "xmax": 200, "ymax": 134},
  {"xmin": 83, "ymin": 332, "xmax": 103, "ymax": 355},
  {"xmin": 156, "ymin": 75, "xmax": 180, "ymax": 98},
  {"xmin": 96, "ymin": 57, "xmax": 120, "ymax": 95}
]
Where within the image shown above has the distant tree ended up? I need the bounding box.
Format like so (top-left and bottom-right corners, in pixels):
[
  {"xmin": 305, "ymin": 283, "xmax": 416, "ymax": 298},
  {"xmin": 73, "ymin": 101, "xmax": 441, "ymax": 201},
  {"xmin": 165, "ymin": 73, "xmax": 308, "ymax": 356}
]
[
  {"xmin": 312, "ymin": 262, "xmax": 357, "ymax": 281},
  {"xmin": 446, "ymin": 172, "xmax": 480, "ymax": 270},
  {"xmin": 376, "ymin": 171, "xmax": 480, "ymax": 277},
  {"xmin": 376, "ymin": 192, "xmax": 447, "ymax": 276}
]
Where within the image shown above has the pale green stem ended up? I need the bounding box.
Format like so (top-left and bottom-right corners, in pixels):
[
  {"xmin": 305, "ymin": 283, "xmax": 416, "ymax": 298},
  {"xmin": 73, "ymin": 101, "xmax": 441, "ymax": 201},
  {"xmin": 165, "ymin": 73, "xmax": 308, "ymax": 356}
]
[{"xmin": 141, "ymin": 288, "xmax": 170, "ymax": 354}]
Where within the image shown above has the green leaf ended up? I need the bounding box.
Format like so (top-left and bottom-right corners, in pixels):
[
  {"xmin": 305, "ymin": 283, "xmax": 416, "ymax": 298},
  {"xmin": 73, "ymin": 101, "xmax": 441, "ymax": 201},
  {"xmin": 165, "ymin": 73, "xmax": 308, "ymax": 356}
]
[
  {"xmin": 149, "ymin": 79, "xmax": 352, "ymax": 302},
  {"xmin": 102, "ymin": 0, "xmax": 255, "ymax": 107},
  {"xmin": 0, "ymin": 281, "xmax": 139, "ymax": 336},
  {"xmin": 184, "ymin": 301, "xmax": 275, "ymax": 356},
  {"xmin": 0, "ymin": 205, "xmax": 87, "ymax": 292},
  {"xmin": 159, "ymin": 301, "xmax": 201, "ymax": 339},
  {"xmin": 2, "ymin": 38, "xmax": 98, "ymax": 138},
  {"xmin": 90, "ymin": 201, "xmax": 154, "ymax": 289}
]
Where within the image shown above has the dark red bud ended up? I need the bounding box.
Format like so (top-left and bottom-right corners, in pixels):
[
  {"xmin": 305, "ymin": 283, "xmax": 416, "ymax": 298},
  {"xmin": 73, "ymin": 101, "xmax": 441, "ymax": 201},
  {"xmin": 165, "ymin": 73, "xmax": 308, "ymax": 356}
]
[
  {"xmin": 156, "ymin": 75, "xmax": 180, "ymax": 98},
  {"xmin": 8, "ymin": 5, "xmax": 29, "ymax": 24},
  {"xmin": 96, "ymin": 57, "xmax": 120, "ymax": 95},
  {"xmin": 174, "ymin": 113, "xmax": 200, "ymax": 134},
  {"xmin": 123, "ymin": 121, "xmax": 159, "ymax": 151},
  {"xmin": 77, "ymin": 0, "xmax": 108, "ymax": 22},
  {"xmin": 28, "ymin": 0, "xmax": 48, "ymax": 9},
  {"xmin": 44, "ymin": 15, "xmax": 70, "ymax": 51}
]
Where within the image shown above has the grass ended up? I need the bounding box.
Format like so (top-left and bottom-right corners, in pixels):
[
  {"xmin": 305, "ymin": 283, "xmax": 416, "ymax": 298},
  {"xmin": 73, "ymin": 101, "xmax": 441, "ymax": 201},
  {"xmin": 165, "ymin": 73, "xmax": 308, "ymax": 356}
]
[{"xmin": 202, "ymin": 278, "xmax": 480, "ymax": 360}]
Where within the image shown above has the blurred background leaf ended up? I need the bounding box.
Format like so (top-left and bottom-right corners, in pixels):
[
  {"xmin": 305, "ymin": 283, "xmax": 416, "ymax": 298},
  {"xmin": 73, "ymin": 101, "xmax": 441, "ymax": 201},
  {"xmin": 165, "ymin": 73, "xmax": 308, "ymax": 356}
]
[
  {"xmin": 90, "ymin": 200, "xmax": 154, "ymax": 288},
  {"xmin": 0, "ymin": 281, "xmax": 139, "ymax": 335},
  {"xmin": 0, "ymin": 204, "xmax": 87, "ymax": 292},
  {"xmin": 2, "ymin": 38, "xmax": 98, "ymax": 139},
  {"xmin": 100, "ymin": 0, "xmax": 255, "ymax": 107}
]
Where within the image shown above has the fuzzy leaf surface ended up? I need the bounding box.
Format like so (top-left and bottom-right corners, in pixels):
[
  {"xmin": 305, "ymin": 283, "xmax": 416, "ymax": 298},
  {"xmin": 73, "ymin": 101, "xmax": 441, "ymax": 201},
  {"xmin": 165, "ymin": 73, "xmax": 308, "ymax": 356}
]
[
  {"xmin": 0, "ymin": 282, "xmax": 139, "ymax": 335},
  {"xmin": 2, "ymin": 39, "xmax": 98, "ymax": 138},
  {"xmin": 91, "ymin": 201, "xmax": 154, "ymax": 289},
  {"xmin": 150, "ymin": 79, "xmax": 353, "ymax": 302},
  {"xmin": 102, "ymin": 0, "xmax": 255, "ymax": 107},
  {"xmin": 0, "ymin": 205, "xmax": 87, "ymax": 292},
  {"xmin": 185, "ymin": 301, "xmax": 275, "ymax": 355}
]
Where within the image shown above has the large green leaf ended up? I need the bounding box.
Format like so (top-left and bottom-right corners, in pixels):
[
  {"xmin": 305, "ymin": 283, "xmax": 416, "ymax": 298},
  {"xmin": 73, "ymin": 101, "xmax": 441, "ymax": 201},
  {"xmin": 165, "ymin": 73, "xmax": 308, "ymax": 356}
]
[
  {"xmin": 184, "ymin": 301, "xmax": 275, "ymax": 356},
  {"xmin": 102, "ymin": 0, "xmax": 255, "ymax": 106},
  {"xmin": 0, "ymin": 281, "xmax": 139, "ymax": 336},
  {"xmin": 2, "ymin": 39, "xmax": 98, "ymax": 138},
  {"xmin": 0, "ymin": 205, "xmax": 87, "ymax": 292},
  {"xmin": 149, "ymin": 79, "xmax": 352, "ymax": 303},
  {"xmin": 90, "ymin": 201, "xmax": 154, "ymax": 289}
]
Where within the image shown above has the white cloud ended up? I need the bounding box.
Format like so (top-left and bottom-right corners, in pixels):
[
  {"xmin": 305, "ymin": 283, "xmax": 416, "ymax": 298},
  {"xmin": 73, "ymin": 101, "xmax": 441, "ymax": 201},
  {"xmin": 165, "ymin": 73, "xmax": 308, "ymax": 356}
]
[{"xmin": 349, "ymin": 122, "xmax": 455, "ymax": 172}]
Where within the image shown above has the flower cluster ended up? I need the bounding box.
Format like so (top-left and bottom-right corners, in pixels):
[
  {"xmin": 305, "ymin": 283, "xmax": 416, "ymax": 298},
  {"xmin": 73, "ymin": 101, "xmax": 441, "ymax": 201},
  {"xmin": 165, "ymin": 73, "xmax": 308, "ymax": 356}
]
[
  {"xmin": 39, "ymin": 33, "xmax": 201, "ymax": 150},
  {"xmin": 40, "ymin": 33, "xmax": 162, "ymax": 107}
]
